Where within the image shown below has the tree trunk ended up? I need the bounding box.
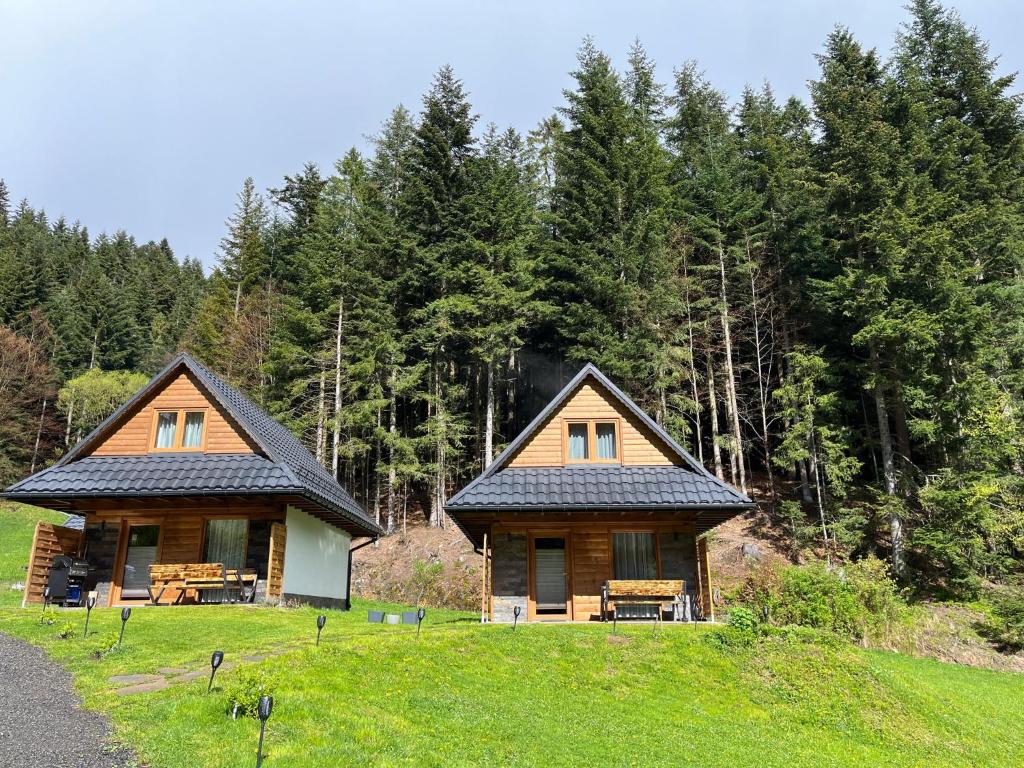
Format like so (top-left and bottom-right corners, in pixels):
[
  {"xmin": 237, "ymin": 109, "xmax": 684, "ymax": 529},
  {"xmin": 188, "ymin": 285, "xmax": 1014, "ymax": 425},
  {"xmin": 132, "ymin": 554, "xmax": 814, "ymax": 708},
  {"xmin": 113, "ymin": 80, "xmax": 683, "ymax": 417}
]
[
  {"xmin": 315, "ymin": 369, "xmax": 327, "ymax": 469},
  {"xmin": 717, "ymin": 243, "xmax": 745, "ymax": 494},
  {"xmin": 332, "ymin": 298, "xmax": 344, "ymax": 479},
  {"xmin": 682, "ymin": 257, "xmax": 704, "ymax": 464},
  {"xmin": 484, "ymin": 359, "xmax": 494, "ymax": 468},
  {"xmin": 706, "ymin": 354, "xmax": 724, "ymax": 481},
  {"xmin": 31, "ymin": 398, "xmax": 47, "ymax": 474},
  {"xmin": 870, "ymin": 344, "xmax": 904, "ymax": 577},
  {"xmin": 64, "ymin": 391, "xmax": 74, "ymax": 448},
  {"xmin": 387, "ymin": 364, "xmax": 397, "ymax": 535},
  {"xmin": 747, "ymin": 240, "xmax": 774, "ymax": 496}
]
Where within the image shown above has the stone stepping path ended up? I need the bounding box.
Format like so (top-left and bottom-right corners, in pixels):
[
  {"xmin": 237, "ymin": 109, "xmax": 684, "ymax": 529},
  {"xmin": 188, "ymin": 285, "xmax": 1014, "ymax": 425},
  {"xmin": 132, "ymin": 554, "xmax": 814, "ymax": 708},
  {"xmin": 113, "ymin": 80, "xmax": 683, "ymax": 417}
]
[{"xmin": 110, "ymin": 645, "xmax": 295, "ymax": 696}]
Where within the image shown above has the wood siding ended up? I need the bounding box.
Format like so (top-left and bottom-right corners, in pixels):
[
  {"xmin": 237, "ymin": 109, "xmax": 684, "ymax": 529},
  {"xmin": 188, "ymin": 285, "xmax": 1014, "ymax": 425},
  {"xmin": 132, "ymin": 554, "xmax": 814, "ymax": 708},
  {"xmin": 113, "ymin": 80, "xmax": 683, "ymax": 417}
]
[
  {"xmin": 88, "ymin": 371, "xmax": 257, "ymax": 456},
  {"xmin": 507, "ymin": 381, "xmax": 677, "ymax": 467},
  {"xmin": 22, "ymin": 522, "xmax": 84, "ymax": 605},
  {"xmin": 85, "ymin": 503, "xmax": 285, "ymax": 605},
  {"xmin": 267, "ymin": 522, "xmax": 286, "ymax": 601}
]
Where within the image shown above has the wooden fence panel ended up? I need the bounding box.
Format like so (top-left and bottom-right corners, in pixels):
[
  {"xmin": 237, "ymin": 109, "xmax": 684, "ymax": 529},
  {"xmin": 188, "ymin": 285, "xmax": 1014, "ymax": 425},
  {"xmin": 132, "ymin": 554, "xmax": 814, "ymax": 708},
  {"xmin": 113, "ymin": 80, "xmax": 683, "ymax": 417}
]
[
  {"xmin": 22, "ymin": 522, "xmax": 84, "ymax": 606},
  {"xmin": 266, "ymin": 522, "xmax": 286, "ymax": 601}
]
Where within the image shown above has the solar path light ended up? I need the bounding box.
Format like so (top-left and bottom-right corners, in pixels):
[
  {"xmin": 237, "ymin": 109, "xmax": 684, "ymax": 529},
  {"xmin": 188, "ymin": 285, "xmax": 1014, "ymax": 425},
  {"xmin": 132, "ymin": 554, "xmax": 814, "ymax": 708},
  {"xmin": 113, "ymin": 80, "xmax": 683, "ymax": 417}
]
[
  {"xmin": 83, "ymin": 595, "xmax": 97, "ymax": 638},
  {"xmin": 208, "ymin": 651, "xmax": 224, "ymax": 692},
  {"xmin": 255, "ymin": 695, "xmax": 274, "ymax": 768},
  {"xmin": 118, "ymin": 606, "xmax": 131, "ymax": 648},
  {"xmin": 416, "ymin": 607, "xmax": 426, "ymax": 637},
  {"xmin": 40, "ymin": 586, "xmax": 51, "ymax": 622},
  {"xmin": 316, "ymin": 615, "xmax": 326, "ymax": 646},
  {"xmin": 512, "ymin": 605, "xmax": 521, "ymax": 631}
]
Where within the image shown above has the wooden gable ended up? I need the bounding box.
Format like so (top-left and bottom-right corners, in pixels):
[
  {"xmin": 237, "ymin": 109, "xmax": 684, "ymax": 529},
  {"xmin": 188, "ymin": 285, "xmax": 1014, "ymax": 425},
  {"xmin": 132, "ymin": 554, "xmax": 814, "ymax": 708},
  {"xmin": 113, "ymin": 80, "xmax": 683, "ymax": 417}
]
[
  {"xmin": 507, "ymin": 378, "xmax": 679, "ymax": 467},
  {"xmin": 87, "ymin": 370, "xmax": 258, "ymax": 456}
]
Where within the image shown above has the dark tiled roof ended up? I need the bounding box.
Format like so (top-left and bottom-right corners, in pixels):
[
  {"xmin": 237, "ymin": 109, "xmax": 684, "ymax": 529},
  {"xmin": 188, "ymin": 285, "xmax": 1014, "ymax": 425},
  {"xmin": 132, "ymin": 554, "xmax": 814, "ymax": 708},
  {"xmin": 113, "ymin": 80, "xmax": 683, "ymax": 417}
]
[
  {"xmin": 446, "ymin": 466, "xmax": 751, "ymax": 510},
  {"xmin": 5, "ymin": 353, "xmax": 381, "ymax": 537},
  {"xmin": 7, "ymin": 455, "xmax": 294, "ymax": 496},
  {"xmin": 61, "ymin": 513, "xmax": 85, "ymax": 531}
]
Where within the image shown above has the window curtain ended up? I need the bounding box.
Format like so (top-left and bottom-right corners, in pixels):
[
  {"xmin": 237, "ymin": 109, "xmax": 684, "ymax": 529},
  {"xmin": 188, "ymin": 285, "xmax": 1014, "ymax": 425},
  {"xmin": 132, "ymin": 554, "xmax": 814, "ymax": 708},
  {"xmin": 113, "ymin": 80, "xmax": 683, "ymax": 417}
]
[
  {"xmin": 596, "ymin": 424, "xmax": 616, "ymax": 459},
  {"xmin": 568, "ymin": 424, "xmax": 588, "ymax": 459},
  {"xmin": 204, "ymin": 519, "xmax": 247, "ymax": 569},
  {"xmin": 182, "ymin": 412, "xmax": 205, "ymax": 448},
  {"xmin": 201, "ymin": 519, "xmax": 247, "ymax": 602},
  {"xmin": 613, "ymin": 532, "xmax": 657, "ymax": 618},
  {"xmin": 155, "ymin": 412, "xmax": 178, "ymax": 448}
]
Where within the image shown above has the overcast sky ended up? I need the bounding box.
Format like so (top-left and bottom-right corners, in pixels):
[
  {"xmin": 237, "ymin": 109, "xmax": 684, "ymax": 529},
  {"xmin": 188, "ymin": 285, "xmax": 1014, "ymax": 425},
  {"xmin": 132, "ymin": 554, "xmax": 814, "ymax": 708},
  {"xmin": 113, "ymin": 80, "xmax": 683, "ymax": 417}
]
[{"xmin": 1, "ymin": 1, "xmax": 1020, "ymax": 269}]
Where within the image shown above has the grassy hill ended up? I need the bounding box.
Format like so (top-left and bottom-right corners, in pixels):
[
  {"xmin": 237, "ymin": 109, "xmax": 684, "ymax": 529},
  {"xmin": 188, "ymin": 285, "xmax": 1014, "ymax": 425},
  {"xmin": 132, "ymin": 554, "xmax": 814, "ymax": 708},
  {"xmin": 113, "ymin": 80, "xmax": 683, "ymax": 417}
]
[
  {"xmin": 2, "ymin": 502, "xmax": 1023, "ymax": 766},
  {"xmin": 1, "ymin": 603, "xmax": 1022, "ymax": 768}
]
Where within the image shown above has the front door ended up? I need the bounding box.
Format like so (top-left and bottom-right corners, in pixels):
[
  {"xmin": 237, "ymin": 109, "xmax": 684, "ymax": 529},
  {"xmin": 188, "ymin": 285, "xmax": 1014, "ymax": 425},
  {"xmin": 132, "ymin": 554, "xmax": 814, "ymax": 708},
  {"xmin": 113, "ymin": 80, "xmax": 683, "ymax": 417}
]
[
  {"xmin": 120, "ymin": 524, "xmax": 160, "ymax": 600},
  {"xmin": 532, "ymin": 535, "xmax": 571, "ymax": 620}
]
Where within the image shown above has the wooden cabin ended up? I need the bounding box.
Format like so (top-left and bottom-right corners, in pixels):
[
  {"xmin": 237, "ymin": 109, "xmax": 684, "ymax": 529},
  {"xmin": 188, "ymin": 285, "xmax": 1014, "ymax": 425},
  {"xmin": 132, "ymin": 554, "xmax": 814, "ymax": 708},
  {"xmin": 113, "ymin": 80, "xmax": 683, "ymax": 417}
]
[
  {"xmin": 4, "ymin": 353, "xmax": 381, "ymax": 608},
  {"xmin": 446, "ymin": 364, "xmax": 754, "ymax": 622}
]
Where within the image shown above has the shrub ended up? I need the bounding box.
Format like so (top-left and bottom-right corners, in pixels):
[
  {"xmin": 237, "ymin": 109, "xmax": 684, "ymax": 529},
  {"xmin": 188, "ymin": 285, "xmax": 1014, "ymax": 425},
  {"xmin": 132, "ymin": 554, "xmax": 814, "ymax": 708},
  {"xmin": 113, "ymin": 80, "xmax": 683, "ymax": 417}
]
[
  {"xmin": 56, "ymin": 621, "xmax": 76, "ymax": 639},
  {"xmin": 737, "ymin": 556, "xmax": 907, "ymax": 643},
  {"xmin": 225, "ymin": 665, "xmax": 278, "ymax": 719},
  {"xmin": 40, "ymin": 607, "xmax": 58, "ymax": 625},
  {"xmin": 727, "ymin": 606, "xmax": 757, "ymax": 634},
  {"xmin": 89, "ymin": 632, "xmax": 120, "ymax": 658},
  {"xmin": 978, "ymin": 590, "xmax": 1024, "ymax": 652}
]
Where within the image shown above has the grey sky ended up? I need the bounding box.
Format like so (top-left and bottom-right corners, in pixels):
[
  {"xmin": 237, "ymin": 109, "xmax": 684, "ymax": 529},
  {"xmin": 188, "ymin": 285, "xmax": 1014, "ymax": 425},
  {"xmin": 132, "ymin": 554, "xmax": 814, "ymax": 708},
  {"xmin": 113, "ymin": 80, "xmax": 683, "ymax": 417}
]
[{"xmin": 1, "ymin": 1, "xmax": 1020, "ymax": 269}]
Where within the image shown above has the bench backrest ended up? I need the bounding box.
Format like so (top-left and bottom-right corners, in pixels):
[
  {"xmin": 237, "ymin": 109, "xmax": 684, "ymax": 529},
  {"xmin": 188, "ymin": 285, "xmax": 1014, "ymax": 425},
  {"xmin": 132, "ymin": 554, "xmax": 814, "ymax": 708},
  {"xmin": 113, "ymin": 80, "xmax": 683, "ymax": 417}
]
[
  {"xmin": 149, "ymin": 563, "xmax": 224, "ymax": 581},
  {"xmin": 606, "ymin": 579, "xmax": 684, "ymax": 597}
]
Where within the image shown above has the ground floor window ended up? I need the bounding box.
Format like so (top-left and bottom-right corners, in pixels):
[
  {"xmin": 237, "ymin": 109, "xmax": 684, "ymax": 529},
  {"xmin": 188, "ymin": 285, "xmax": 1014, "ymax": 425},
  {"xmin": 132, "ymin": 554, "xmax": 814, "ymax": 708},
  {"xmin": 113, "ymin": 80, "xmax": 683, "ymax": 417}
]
[
  {"xmin": 613, "ymin": 532, "xmax": 657, "ymax": 579},
  {"xmin": 203, "ymin": 519, "xmax": 247, "ymax": 569},
  {"xmin": 613, "ymin": 532, "xmax": 658, "ymax": 619}
]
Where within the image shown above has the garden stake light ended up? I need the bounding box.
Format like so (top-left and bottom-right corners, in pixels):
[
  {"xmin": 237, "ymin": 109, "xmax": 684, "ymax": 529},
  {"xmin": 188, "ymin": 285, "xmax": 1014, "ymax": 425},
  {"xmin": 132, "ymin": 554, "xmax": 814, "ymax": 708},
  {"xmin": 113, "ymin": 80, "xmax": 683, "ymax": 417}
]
[
  {"xmin": 512, "ymin": 605, "xmax": 521, "ymax": 631},
  {"xmin": 208, "ymin": 651, "xmax": 224, "ymax": 692},
  {"xmin": 316, "ymin": 615, "xmax": 326, "ymax": 646},
  {"xmin": 416, "ymin": 607, "xmax": 426, "ymax": 637},
  {"xmin": 118, "ymin": 606, "xmax": 131, "ymax": 648},
  {"xmin": 40, "ymin": 587, "xmax": 51, "ymax": 622},
  {"xmin": 255, "ymin": 695, "xmax": 273, "ymax": 768},
  {"xmin": 83, "ymin": 595, "xmax": 96, "ymax": 637}
]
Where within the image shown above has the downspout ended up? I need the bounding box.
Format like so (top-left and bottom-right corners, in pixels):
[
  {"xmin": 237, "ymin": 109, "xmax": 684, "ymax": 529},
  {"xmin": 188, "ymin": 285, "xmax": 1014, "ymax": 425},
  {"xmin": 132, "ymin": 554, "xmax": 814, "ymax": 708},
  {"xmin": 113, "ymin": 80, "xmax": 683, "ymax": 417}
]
[{"xmin": 345, "ymin": 537, "xmax": 378, "ymax": 611}]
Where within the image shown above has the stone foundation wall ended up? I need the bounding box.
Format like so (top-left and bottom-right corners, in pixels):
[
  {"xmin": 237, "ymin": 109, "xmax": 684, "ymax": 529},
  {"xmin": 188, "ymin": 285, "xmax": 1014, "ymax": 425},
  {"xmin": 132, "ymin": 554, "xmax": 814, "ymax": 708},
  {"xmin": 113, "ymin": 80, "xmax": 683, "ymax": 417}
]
[{"xmin": 491, "ymin": 533, "xmax": 527, "ymax": 623}]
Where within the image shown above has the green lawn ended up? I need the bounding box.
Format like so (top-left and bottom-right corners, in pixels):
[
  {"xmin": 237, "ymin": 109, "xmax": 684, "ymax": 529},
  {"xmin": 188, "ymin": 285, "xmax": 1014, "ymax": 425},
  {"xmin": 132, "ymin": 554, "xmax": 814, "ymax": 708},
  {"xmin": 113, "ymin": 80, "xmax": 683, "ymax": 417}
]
[
  {"xmin": 2, "ymin": 503, "xmax": 1023, "ymax": 767},
  {"xmin": 1, "ymin": 603, "xmax": 1022, "ymax": 768},
  {"xmin": 0, "ymin": 502, "xmax": 65, "ymax": 607}
]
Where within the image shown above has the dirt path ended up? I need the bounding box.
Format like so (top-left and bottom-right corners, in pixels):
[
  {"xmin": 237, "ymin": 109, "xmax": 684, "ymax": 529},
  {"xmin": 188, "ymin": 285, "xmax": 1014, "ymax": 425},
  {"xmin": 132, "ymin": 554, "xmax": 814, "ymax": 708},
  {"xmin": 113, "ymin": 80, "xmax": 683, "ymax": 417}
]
[{"xmin": 0, "ymin": 632, "xmax": 136, "ymax": 768}]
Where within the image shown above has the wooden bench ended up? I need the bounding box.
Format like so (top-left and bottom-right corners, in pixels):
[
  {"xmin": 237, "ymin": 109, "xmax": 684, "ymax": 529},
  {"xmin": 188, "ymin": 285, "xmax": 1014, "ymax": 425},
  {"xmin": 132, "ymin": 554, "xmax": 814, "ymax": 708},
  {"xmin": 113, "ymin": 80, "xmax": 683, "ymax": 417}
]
[
  {"xmin": 602, "ymin": 579, "xmax": 685, "ymax": 627},
  {"xmin": 148, "ymin": 563, "xmax": 258, "ymax": 605}
]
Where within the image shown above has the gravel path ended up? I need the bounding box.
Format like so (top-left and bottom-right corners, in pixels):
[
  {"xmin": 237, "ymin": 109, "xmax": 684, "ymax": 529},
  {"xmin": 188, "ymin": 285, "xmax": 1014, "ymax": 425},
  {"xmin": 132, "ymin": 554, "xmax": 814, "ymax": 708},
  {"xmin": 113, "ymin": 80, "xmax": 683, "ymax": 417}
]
[{"xmin": 0, "ymin": 632, "xmax": 136, "ymax": 768}]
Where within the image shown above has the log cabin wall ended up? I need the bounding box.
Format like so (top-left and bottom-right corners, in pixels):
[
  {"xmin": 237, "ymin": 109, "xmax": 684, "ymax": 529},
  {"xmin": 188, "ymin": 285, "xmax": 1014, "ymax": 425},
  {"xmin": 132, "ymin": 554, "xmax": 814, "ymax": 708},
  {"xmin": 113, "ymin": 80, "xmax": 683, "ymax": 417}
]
[
  {"xmin": 86, "ymin": 371, "xmax": 258, "ymax": 456},
  {"xmin": 489, "ymin": 516, "xmax": 698, "ymax": 622},
  {"xmin": 507, "ymin": 381, "xmax": 678, "ymax": 468},
  {"xmin": 74, "ymin": 503, "xmax": 286, "ymax": 605}
]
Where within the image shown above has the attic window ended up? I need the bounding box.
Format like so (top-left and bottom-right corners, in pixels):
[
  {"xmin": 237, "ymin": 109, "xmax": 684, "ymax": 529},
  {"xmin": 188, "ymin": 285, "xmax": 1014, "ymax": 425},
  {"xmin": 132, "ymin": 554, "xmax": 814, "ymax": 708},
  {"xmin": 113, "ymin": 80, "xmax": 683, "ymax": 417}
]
[
  {"xmin": 152, "ymin": 409, "xmax": 206, "ymax": 452},
  {"xmin": 564, "ymin": 420, "xmax": 619, "ymax": 464}
]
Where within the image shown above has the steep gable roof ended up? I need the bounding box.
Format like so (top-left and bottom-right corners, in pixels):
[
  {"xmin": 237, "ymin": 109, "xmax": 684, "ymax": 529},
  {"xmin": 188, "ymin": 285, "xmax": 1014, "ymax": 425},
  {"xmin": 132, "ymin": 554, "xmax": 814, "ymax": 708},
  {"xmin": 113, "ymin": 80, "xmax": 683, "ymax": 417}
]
[
  {"xmin": 480, "ymin": 363, "xmax": 717, "ymax": 480},
  {"xmin": 6, "ymin": 353, "xmax": 381, "ymax": 537},
  {"xmin": 446, "ymin": 364, "xmax": 753, "ymax": 545}
]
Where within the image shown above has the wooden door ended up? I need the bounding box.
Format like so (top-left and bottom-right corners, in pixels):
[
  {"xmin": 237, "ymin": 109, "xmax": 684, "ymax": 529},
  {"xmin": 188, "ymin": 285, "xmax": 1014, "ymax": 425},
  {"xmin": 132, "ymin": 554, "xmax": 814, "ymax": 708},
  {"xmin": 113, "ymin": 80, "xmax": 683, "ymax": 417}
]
[{"xmin": 529, "ymin": 534, "xmax": 573, "ymax": 620}]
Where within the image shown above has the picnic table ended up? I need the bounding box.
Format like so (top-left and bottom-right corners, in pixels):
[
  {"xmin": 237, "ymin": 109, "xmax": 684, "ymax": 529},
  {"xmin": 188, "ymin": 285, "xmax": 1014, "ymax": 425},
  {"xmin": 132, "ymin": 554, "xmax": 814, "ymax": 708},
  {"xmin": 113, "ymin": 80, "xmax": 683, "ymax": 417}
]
[{"xmin": 147, "ymin": 563, "xmax": 258, "ymax": 605}]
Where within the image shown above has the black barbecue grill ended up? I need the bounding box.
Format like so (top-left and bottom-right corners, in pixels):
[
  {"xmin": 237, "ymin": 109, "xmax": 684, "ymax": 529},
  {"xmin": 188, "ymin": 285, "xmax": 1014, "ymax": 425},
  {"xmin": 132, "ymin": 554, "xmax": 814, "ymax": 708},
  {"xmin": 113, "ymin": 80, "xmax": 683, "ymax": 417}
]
[{"xmin": 47, "ymin": 556, "xmax": 90, "ymax": 607}]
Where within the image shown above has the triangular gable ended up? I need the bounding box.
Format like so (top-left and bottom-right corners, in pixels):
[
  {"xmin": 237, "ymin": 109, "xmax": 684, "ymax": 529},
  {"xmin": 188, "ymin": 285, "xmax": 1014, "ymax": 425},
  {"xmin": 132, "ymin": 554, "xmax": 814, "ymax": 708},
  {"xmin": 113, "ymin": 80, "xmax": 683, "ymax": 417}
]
[
  {"xmin": 59, "ymin": 354, "xmax": 264, "ymax": 465},
  {"xmin": 485, "ymin": 364, "xmax": 715, "ymax": 478},
  {"xmin": 85, "ymin": 369, "xmax": 258, "ymax": 457}
]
